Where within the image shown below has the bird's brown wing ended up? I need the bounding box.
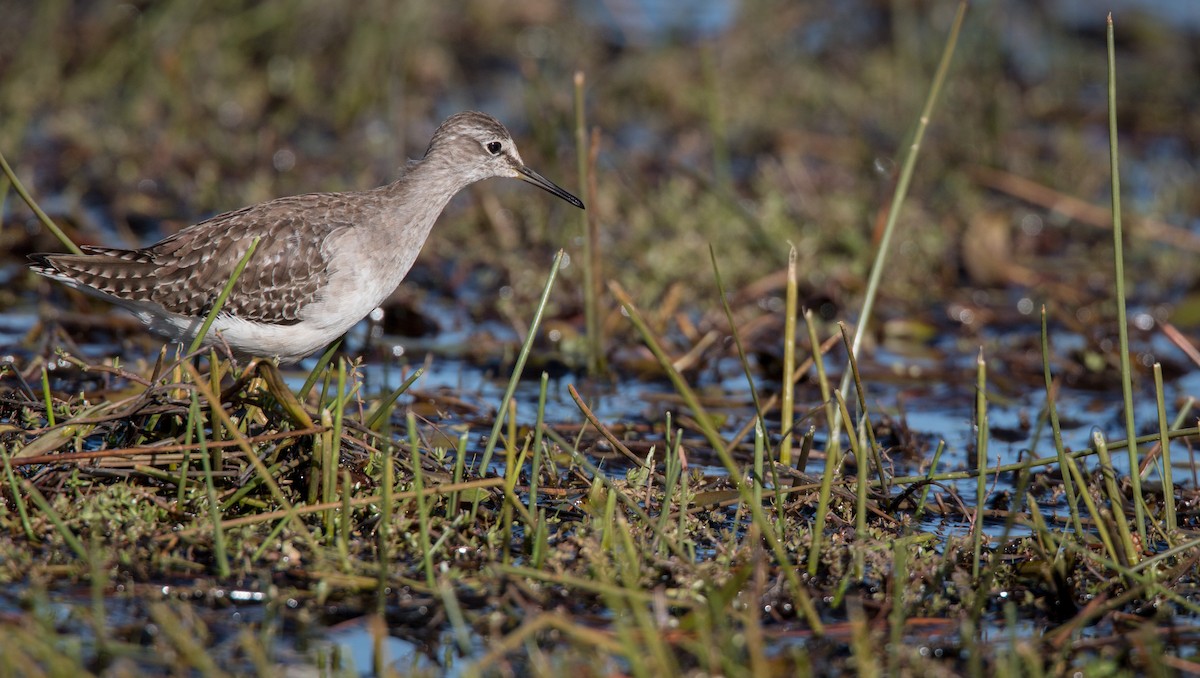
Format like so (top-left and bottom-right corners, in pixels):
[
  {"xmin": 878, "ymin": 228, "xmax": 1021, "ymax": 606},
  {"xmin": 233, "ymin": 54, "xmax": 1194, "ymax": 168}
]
[{"xmin": 34, "ymin": 193, "xmax": 360, "ymax": 324}]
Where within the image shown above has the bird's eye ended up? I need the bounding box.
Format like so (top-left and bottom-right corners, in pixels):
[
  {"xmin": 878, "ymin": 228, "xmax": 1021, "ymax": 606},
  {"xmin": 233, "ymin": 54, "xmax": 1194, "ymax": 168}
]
[{"xmin": 486, "ymin": 141, "xmax": 503, "ymax": 155}]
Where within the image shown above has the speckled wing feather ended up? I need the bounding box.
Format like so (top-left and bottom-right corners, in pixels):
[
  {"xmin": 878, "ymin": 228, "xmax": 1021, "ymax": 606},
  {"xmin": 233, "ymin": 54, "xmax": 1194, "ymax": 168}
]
[{"xmin": 32, "ymin": 192, "xmax": 361, "ymax": 324}]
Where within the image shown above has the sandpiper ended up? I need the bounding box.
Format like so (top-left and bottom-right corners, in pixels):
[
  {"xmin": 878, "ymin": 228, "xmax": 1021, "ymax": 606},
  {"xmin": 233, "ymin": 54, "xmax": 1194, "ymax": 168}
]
[{"xmin": 30, "ymin": 111, "xmax": 584, "ymax": 362}]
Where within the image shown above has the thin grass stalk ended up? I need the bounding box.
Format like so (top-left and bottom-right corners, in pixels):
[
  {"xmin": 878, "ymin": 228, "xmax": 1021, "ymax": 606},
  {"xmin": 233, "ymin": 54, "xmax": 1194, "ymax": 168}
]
[
  {"xmin": 1170, "ymin": 398, "xmax": 1195, "ymax": 431},
  {"xmin": 1026, "ymin": 494, "xmax": 1059, "ymax": 554},
  {"xmin": 1040, "ymin": 306, "xmax": 1085, "ymax": 536},
  {"xmin": 439, "ymin": 578, "xmax": 473, "ymax": 656},
  {"xmin": 532, "ymin": 507, "xmax": 549, "ymax": 568},
  {"xmin": 501, "ymin": 399, "xmax": 518, "ymax": 565},
  {"xmin": 529, "ymin": 372, "xmax": 549, "ymax": 531},
  {"xmin": 609, "ymin": 281, "xmax": 728, "ymax": 460},
  {"xmin": 175, "ymin": 404, "xmax": 195, "ymax": 503},
  {"xmin": 599, "ymin": 483, "xmax": 617, "ymax": 552},
  {"xmin": 39, "ymin": 367, "xmax": 54, "ymax": 427},
  {"xmin": 753, "ymin": 422, "xmax": 764, "ymax": 510},
  {"xmin": 1141, "ymin": 496, "xmax": 1172, "ymax": 548},
  {"xmin": 768, "ymin": 448, "xmax": 787, "ymax": 541},
  {"xmin": 325, "ymin": 359, "xmax": 347, "ymax": 539},
  {"xmin": 839, "ymin": 322, "xmax": 888, "ymax": 494},
  {"xmin": 187, "ymin": 236, "xmax": 261, "ymax": 354},
  {"xmin": 171, "ymin": 348, "xmax": 184, "ymax": 401},
  {"xmin": 298, "ymin": 340, "xmax": 342, "ymax": 402},
  {"xmin": 208, "ymin": 350, "xmax": 224, "ymax": 462},
  {"xmin": 781, "ymin": 246, "xmax": 799, "ymax": 464},
  {"xmin": 407, "ymin": 412, "xmax": 435, "ymax": 589},
  {"xmin": 191, "ymin": 394, "xmax": 230, "ymax": 578},
  {"xmin": 847, "ymin": 597, "xmax": 880, "ymax": 678},
  {"xmin": 973, "ymin": 350, "xmax": 988, "ymax": 579},
  {"xmin": 642, "ymin": 447, "xmax": 658, "ymax": 531},
  {"xmin": 0, "ymin": 149, "xmax": 82, "ymax": 254},
  {"xmin": 477, "ymin": 249, "xmax": 564, "ymax": 473},
  {"xmin": 148, "ymin": 604, "xmax": 220, "ymax": 675},
  {"xmin": 656, "ymin": 422, "xmax": 681, "ymax": 548},
  {"xmin": 804, "ymin": 310, "xmax": 838, "ymax": 464},
  {"xmin": 573, "ymin": 72, "xmax": 603, "ymax": 375},
  {"xmin": 711, "ymin": 246, "xmax": 772, "ymax": 460},
  {"xmin": 1093, "ymin": 432, "xmax": 1139, "ymax": 566},
  {"xmin": 834, "ymin": 1, "xmax": 967, "ymax": 448},
  {"xmin": 796, "ymin": 425, "xmax": 816, "ymax": 472},
  {"xmin": 669, "ymin": 422, "xmax": 691, "ymax": 556},
  {"xmin": 365, "ymin": 367, "xmax": 424, "ymax": 430},
  {"xmin": 4, "ymin": 447, "xmax": 38, "ymax": 541},
  {"xmin": 1140, "ymin": 412, "xmax": 1184, "ymax": 485},
  {"xmin": 378, "ymin": 446, "xmax": 393, "ymax": 613},
  {"xmin": 834, "ymin": 390, "xmax": 870, "ymax": 550},
  {"xmin": 806, "ymin": 417, "xmax": 842, "ymax": 576},
  {"xmin": 308, "ymin": 411, "xmax": 332, "ymax": 507},
  {"xmin": 450, "ymin": 432, "xmax": 468, "ymax": 512},
  {"xmin": 1105, "ymin": 13, "xmax": 1147, "ymax": 544},
  {"xmin": 338, "ymin": 470, "xmax": 352, "ymax": 570},
  {"xmin": 1153, "ymin": 363, "xmax": 1177, "ymax": 533},
  {"xmin": 678, "ymin": 448, "xmax": 690, "ymax": 558},
  {"xmin": 1063, "ymin": 455, "xmax": 1117, "ymax": 560},
  {"xmin": 237, "ymin": 629, "xmax": 273, "ymax": 677},
  {"xmin": 134, "ymin": 465, "xmax": 185, "ymax": 485}
]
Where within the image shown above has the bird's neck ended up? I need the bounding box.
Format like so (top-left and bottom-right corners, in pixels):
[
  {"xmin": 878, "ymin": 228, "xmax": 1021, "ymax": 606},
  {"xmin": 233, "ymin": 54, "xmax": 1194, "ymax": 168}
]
[
  {"xmin": 359, "ymin": 156, "xmax": 473, "ymax": 291},
  {"xmin": 381, "ymin": 155, "xmax": 474, "ymax": 224}
]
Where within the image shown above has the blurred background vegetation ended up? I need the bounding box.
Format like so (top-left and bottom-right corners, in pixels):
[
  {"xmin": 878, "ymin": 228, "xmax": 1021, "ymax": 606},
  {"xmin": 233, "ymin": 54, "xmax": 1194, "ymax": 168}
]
[{"xmin": 2, "ymin": 0, "xmax": 1199, "ymax": 354}]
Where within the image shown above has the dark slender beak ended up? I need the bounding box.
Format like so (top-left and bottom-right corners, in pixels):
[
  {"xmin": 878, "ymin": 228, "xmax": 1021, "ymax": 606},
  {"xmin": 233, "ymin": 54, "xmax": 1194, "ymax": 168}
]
[{"xmin": 517, "ymin": 165, "xmax": 585, "ymax": 209}]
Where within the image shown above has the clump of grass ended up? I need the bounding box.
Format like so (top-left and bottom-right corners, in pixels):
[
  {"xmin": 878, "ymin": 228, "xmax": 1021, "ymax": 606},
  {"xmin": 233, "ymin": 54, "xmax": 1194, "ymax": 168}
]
[{"xmin": 5, "ymin": 249, "xmax": 1200, "ymax": 675}]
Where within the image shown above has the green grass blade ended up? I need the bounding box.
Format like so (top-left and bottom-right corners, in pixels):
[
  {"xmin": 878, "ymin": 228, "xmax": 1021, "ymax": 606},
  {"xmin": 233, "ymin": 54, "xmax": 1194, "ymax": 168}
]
[
  {"xmin": 477, "ymin": 249, "xmax": 564, "ymax": 474},
  {"xmin": 365, "ymin": 367, "xmax": 424, "ymax": 430},
  {"xmin": 1153, "ymin": 363, "xmax": 1177, "ymax": 533},
  {"xmin": 187, "ymin": 236, "xmax": 261, "ymax": 355},
  {"xmin": 1105, "ymin": 12, "xmax": 1146, "ymax": 544},
  {"xmin": 833, "ymin": 1, "xmax": 967, "ymax": 446}
]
